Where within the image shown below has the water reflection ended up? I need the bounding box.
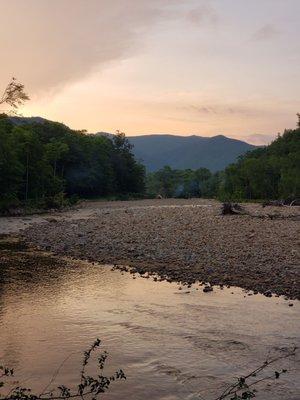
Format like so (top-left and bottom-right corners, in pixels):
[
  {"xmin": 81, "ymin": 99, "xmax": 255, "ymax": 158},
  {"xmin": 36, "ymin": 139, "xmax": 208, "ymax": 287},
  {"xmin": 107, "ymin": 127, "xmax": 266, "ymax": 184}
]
[{"xmin": 0, "ymin": 252, "xmax": 299, "ymax": 400}]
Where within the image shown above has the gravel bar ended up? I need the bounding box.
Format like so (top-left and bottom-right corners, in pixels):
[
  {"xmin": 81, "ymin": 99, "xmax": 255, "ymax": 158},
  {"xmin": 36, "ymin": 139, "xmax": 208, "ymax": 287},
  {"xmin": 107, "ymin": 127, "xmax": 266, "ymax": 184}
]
[{"xmin": 22, "ymin": 199, "xmax": 300, "ymax": 299}]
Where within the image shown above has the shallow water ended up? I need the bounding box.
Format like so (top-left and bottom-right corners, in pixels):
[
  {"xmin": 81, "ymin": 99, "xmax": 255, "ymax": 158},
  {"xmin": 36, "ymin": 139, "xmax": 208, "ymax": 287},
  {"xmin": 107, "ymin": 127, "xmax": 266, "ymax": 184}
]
[{"xmin": 0, "ymin": 258, "xmax": 299, "ymax": 400}]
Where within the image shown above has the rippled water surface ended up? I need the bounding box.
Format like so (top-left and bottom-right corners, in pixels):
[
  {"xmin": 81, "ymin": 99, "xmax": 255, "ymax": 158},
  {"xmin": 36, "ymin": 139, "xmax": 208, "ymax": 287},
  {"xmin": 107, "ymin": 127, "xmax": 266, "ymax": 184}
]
[{"xmin": 0, "ymin": 258, "xmax": 299, "ymax": 399}]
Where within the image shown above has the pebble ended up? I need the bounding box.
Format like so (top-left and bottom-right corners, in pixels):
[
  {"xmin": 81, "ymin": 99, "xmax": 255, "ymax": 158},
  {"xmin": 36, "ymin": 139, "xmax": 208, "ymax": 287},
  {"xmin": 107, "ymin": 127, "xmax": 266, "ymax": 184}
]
[
  {"xmin": 22, "ymin": 199, "xmax": 300, "ymax": 300},
  {"xmin": 203, "ymin": 285, "xmax": 213, "ymax": 293}
]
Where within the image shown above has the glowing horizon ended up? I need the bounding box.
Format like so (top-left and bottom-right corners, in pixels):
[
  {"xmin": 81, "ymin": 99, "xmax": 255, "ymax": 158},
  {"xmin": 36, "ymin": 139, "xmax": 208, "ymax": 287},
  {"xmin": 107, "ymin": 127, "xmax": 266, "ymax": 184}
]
[{"xmin": 1, "ymin": 0, "xmax": 299, "ymax": 145}]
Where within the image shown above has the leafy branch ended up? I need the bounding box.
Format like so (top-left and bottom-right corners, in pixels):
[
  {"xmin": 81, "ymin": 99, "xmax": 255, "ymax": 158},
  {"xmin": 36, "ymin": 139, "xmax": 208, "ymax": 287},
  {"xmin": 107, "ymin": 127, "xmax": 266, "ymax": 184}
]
[
  {"xmin": 0, "ymin": 339, "xmax": 125, "ymax": 400},
  {"xmin": 0, "ymin": 78, "xmax": 29, "ymax": 111},
  {"xmin": 213, "ymin": 346, "xmax": 297, "ymax": 400},
  {"xmin": 0, "ymin": 342, "xmax": 297, "ymax": 400}
]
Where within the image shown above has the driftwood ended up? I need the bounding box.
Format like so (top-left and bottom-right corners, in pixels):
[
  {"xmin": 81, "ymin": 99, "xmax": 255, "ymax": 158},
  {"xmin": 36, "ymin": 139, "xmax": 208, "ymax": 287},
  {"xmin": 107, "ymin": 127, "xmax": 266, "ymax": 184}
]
[
  {"xmin": 221, "ymin": 202, "xmax": 300, "ymax": 221},
  {"xmin": 221, "ymin": 202, "xmax": 245, "ymax": 215},
  {"xmin": 262, "ymin": 198, "xmax": 300, "ymax": 207},
  {"xmin": 287, "ymin": 198, "xmax": 300, "ymax": 206}
]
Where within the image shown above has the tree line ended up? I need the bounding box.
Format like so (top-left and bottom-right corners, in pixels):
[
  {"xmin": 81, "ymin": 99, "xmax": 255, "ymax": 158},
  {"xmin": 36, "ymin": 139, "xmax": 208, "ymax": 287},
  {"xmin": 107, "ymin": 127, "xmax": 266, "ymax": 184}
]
[
  {"xmin": 1, "ymin": 115, "xmax": 298, "ymax": 212},
  {"xmin": 0, "ymin": 115, "xmax": 145, "ymax": 211},
  {"xmin": 146, "ymin": 166, "xmax": 221, "ymax": 198},
  {"xmin": 147, "ymin": 117, "xmax": 300, "ymax": 201},
  {"xmin": 220, "ymin": 118, "xmax": 299, "ymax": 201}
]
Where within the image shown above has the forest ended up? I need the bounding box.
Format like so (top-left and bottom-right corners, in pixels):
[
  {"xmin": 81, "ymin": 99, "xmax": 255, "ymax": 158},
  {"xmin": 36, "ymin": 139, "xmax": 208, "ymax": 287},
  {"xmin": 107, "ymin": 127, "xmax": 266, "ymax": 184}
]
[
  {"xmin": 221, "ymin": 119, "xmax": 300, "ymax": 201},
  {"xmin": 0, "ymin": 115, "xmax": 145, "ymax": 211},
  {"xmin": 0, "ymin": 111, "xmax": 299, "ymax": 212},
  {"xmin": 146, "ymin": 166, "xmax": 222, "ymax": 198},
  {"xmin": 147, "ymin": 117, "xmax": 300, "ymax": 201}
]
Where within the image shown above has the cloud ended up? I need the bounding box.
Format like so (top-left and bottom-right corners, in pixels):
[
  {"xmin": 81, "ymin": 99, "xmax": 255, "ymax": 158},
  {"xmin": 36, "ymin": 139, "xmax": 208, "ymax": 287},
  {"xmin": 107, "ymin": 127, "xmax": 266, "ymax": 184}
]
[
  {"xmin": 252, "ymin": 24, "xmax": 280, "ymax": 41},
  {"xmin": 186, "ymin": 4, "xmax": 218, "ymax": 26},
  {"xmin": 0, "ymin": 0, "xmax": 175, "ymax": 94},
  {"xmin": 187, "ymin": 104, "xmax": 263, "ymax": 117}
]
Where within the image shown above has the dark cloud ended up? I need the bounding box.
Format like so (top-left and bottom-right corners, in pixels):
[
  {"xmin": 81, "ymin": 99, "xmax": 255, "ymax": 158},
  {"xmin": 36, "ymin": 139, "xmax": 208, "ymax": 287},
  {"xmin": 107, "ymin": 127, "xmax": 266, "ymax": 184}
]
[{"xmin": 0, "ymin": 0, "xmax": 176, "ymax": 93}]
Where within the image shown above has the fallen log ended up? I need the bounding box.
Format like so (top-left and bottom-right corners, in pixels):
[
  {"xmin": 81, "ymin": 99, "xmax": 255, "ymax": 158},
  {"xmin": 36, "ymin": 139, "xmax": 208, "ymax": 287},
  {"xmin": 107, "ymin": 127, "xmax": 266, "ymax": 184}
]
[{"xmin": 221, "ymin": 202, "xmax": 245, "ymax": 215}]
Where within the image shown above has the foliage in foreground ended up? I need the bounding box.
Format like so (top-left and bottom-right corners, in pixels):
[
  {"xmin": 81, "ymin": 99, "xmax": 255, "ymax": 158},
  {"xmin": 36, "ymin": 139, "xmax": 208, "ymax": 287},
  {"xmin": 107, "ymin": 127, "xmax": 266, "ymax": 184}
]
[
  {"xmin": 209, "ymin": 346, "xmax": 296, "ymax": 400},
  {"xmin": 0, "ymin": 341, "xmax": 297, "ymax": 400},
  {"xmin": 0, "ymin": 339, "xmax": 125, "ymax": 400}
]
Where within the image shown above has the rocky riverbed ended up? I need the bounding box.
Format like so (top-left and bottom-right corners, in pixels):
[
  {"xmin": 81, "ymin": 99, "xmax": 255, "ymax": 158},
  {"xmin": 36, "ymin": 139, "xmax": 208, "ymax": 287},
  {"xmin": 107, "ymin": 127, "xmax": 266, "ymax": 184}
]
[{"xmin": 16, "ymin": 199, "xmax": 300, "ymax": 299}]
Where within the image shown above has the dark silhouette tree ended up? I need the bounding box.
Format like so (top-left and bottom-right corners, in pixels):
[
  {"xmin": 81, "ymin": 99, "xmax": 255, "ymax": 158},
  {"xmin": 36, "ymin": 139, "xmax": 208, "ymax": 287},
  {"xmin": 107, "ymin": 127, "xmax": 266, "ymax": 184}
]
[{"xmin": 0, "ymin": 78, "xmax": 29, "ymax": 111}]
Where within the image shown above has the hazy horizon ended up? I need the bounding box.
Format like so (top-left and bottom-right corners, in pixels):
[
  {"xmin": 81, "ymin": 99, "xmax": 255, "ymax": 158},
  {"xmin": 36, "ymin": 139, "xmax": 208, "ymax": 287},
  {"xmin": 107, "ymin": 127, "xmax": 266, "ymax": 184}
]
[{"xmin": 1, "ymin": 0, "xmax": 299, "ymax": 145}]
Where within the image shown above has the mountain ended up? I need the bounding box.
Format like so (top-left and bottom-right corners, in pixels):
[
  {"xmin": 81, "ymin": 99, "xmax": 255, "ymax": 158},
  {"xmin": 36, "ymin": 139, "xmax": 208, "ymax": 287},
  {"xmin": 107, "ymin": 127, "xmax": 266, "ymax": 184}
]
[
  {"xmin": 7, "ymin": 116, "xmax": 256, "ymax": 172},
  {"xmin": 128, "ymin": 134, "xmax": 257, "ymax": 172}
]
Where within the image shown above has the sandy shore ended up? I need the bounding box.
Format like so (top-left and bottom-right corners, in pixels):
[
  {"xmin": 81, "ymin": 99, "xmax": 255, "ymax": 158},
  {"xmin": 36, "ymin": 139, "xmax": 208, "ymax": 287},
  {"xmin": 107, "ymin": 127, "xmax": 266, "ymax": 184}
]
[{"xmin": 1, "ymin": 198, "xmax": 299, "ymax": 299}]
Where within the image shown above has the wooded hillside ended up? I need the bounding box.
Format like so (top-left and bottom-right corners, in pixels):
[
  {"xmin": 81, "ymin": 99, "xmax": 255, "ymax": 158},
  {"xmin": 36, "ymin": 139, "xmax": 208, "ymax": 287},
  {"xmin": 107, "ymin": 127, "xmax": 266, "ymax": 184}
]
[
  {"xmin": 0, "ymin": 115, "xmax": 145, "ymax": 211},
  {"xmin": 221, "ymin": 119, "xmax": 300, "ymax": 200}
]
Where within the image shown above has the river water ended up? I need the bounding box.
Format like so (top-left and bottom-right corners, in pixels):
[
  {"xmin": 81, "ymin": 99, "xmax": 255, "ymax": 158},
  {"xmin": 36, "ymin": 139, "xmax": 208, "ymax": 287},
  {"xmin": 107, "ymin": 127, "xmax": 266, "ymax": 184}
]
[{"xmin": 0, "ymin": 257, "xmax": 299, "ymax": 400}]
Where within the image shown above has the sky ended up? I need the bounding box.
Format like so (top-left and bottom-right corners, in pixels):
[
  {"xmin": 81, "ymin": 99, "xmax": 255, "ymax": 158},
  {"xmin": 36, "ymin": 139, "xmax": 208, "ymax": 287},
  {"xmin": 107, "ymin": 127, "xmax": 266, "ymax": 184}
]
[{"xmin": 0, "ymin": 0, "xmax": 299, "ymax": 144}]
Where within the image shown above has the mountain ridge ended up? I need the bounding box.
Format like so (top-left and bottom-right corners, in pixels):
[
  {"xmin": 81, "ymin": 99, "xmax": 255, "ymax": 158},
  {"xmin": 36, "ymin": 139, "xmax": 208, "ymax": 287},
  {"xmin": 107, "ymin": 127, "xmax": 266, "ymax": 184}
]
[
  {"xmin": 6, "ymin": 116, "xmax": 257, "ymax": 172},
  {"xmin": 128, "ymin": 133, "xmax": 257, "ymax": 172}
]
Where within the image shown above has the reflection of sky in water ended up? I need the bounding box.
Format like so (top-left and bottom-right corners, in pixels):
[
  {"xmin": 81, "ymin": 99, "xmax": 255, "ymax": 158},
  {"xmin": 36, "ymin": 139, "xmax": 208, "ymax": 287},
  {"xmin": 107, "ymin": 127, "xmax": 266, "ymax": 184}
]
[{"xmin": 0, "ymin": 259, "xmax": 299, "ymax": 400}]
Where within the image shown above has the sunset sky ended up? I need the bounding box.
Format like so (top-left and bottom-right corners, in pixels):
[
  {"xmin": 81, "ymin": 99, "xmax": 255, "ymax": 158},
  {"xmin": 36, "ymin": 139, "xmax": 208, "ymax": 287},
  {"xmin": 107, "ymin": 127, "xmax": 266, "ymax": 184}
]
[{"xmin": 0, "ymin": 0, "xmax": 299, "ymax": 144}]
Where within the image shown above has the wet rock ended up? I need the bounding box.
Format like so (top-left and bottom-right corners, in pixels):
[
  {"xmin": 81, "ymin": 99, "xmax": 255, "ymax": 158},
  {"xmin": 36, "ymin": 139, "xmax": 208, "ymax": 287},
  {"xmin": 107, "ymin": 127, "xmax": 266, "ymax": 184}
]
[
  {"xmin": 45, "ymin": 217, "xmax": 58, "ymax": 223},
  {"xmin": 264, "ymin": 290, "xmax": 273, "ymax": 298}
]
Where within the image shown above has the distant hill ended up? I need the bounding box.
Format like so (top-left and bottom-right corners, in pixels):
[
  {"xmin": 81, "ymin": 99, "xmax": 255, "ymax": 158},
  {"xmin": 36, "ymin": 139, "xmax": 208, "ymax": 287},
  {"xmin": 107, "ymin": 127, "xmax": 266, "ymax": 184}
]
[
  {"xmin": 128, "ymin": 134, "xmax": 257, "ymax": 172},
  {"xmin": 7, "ymin": 117, "xmax": 256, "ymax": 172},
  {"xmin": 8, "ymin": 116, "xmax": 48, "ymax": 125}
]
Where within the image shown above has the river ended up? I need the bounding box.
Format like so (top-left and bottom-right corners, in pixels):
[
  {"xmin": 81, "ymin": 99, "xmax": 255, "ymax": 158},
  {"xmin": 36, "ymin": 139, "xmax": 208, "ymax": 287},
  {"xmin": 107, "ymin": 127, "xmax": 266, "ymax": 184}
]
[{"xmin": 0, "ymin": 254, "xmax": 299, "ymax": 400}]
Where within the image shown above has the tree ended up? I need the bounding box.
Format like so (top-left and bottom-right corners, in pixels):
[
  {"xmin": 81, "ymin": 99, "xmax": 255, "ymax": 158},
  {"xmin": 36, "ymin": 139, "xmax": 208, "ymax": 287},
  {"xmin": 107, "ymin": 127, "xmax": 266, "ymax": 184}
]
[
  {"xmin": 12, "ymin": 126, "xmax": 39, "ymax": 202},
  {"xmin": 0, "ymin": 78, "xmax": 29, "ymax": 112},
  {"xmin": 113, "ymin": 130, "xmax": 133, "ymax": 152},
  {"xmin": 111, "ymin": 130, "xmax": 145, "ymax": 194},
  {"xmin": 45, "ymin": 140, "xmax": 69, "ymax": 177},
  {"xmin": 0, "ymin": 119, "xmax": 24, "ymax": 208}
]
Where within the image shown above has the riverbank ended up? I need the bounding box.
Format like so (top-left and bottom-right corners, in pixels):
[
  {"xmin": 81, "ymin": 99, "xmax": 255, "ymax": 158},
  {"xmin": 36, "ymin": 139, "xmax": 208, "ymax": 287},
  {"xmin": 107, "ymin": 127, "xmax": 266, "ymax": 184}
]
[{"xmin": 2, "ymin": 198, "xmax": 299, "ymax": 299}]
